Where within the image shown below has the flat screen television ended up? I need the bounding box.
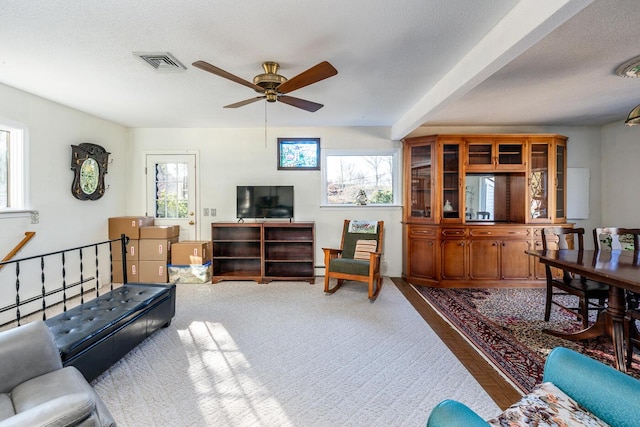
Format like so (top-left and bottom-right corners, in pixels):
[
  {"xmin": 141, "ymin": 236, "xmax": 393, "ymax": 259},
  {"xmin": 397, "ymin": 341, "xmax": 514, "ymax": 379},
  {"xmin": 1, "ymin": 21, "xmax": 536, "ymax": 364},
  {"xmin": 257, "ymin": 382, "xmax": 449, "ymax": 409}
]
[{"xmin": 236, "ymin": 185, "xmax": 294, "ymax": 219}]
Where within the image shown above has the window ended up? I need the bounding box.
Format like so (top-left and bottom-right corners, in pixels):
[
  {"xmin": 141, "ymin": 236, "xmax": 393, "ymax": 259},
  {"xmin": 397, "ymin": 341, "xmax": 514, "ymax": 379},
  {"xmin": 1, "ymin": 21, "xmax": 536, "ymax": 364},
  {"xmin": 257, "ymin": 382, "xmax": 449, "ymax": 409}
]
[
  {"xmin": 322, "ymin": 149, "xmax": 400, "ymax": 206},
  {"xmin": 153, "ymin": 162, "xmax": 189, "ymax": 219},
  {"xmin": 0, "ymin": 121, "xmax": 27, "ymax": 211}
]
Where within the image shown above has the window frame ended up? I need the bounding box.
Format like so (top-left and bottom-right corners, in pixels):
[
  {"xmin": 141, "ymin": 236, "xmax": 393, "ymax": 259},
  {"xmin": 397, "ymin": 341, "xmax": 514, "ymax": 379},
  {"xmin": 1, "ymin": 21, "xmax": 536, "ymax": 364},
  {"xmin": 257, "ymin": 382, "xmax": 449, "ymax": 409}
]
[
  {"xmin": 320, "ymin": 148, "xmax": 401, "ymax": 207},
  {"xmin": 0, "ymin": 119, "xmax": 29, "ymax": 216}
]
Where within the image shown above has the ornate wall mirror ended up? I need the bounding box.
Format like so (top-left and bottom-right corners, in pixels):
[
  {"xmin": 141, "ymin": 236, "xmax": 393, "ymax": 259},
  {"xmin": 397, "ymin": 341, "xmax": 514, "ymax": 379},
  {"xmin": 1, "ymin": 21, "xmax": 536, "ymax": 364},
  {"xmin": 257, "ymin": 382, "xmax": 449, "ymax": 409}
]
[{"xmin": 70, "ymin": 143, "xmax": 110, "ymax": 200}]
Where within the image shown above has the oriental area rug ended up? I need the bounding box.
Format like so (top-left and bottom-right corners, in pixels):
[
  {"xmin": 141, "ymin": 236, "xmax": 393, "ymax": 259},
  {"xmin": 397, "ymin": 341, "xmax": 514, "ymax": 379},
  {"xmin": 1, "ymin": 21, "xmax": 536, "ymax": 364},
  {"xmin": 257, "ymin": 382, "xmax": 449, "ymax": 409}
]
[{"xmin": 413, "ymin": 286, "xmax": 640, "ymax": 393}]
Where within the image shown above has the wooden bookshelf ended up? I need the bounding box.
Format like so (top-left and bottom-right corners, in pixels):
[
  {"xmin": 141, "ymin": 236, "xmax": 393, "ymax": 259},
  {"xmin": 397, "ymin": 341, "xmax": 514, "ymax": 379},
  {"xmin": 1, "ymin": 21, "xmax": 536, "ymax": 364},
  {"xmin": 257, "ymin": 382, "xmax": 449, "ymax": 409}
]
[{"xmin": 211, "ymin": 222, "xmax": 315, "ymax": 284}]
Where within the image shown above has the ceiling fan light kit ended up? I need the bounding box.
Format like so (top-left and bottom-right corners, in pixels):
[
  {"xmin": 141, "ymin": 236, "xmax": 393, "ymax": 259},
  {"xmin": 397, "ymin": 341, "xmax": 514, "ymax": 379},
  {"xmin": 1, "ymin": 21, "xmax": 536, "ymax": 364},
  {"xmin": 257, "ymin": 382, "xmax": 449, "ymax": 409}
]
[
  {"xmin": 616, "ymin": 55, "xmax": 640, "ymax": 78},
  {"xmin": 192, "ymin": 59, "xmax": 337, "ymax": 112},
  {"xmin": 625, "ymin": 104, "xmax": 640, "ymax": 126},
  {"xmin": 616, "ymin": 56, "xmax": 640, "ymax": 126}
]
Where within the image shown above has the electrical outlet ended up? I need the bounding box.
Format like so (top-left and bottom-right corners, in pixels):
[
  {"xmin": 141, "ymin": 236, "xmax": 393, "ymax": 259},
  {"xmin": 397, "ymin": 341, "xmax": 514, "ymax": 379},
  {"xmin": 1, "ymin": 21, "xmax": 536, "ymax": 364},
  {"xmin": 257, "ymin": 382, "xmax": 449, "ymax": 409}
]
[
  {"xmin": 211, "ymin": 208, "xmax": 216, "ymax": 217},
  {"xmin": 203, "ymin": 208, "xmax": 210, "ymax": 216}
]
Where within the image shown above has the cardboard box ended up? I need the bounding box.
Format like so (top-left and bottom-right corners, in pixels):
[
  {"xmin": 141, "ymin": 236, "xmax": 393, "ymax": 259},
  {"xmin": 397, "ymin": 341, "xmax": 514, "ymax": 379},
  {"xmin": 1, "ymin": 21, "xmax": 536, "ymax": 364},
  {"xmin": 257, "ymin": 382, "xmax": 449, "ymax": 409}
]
[
  {"xmin": 139, "ymin": 261, "xmax": 168, "ymax": 283},
  {"xmin": 139, "ymin": 225, "xmax": 180, "ymax": 239},
  {"xmin": 108, "ymin": 216, "xmax": 154, "ymax": 239},
  {"xmin": 112, "ymin": 260, "xmax": 139, "ymax": 283},
  {"xmin": 139, "ymin": 237, "xmax": 179, "ymax": 261},
  {"xmin": 168, "ymin": 262, "xmax": 212, "ymax": 284},
  {"xmin": 171, "ymin": 241, "xmax": 212, "ymax": 265},
  {"xmin": 111, "ymin": 239, "xmax": 139, "ymax": 261}
]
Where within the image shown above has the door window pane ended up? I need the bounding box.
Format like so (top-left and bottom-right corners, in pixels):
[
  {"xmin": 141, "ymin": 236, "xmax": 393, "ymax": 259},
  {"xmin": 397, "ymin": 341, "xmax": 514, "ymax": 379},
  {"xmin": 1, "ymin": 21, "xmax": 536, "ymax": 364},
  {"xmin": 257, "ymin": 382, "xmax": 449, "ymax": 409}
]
[{"xmin": 154, "ymin": 162, "xmax": 189, "ymax": 218}]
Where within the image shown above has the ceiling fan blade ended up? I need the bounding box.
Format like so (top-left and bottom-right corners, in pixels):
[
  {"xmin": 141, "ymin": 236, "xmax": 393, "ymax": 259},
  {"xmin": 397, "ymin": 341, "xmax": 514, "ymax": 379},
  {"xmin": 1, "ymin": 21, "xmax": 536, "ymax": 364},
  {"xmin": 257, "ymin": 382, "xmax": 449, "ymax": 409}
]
[
  {"xmin": 277, "ymin": 61, "xmax": 338, "ymax": 94},
  {"xmin": 192, "ymin": 60, "xmax": 264, "ymax": 92},
  {"xmin": 278, "ymin": 95, "xmax": 323, "ymax": 112},
  {"xmin": 224, "ymin": 96, "xmax": 266, "ymax": 108}
]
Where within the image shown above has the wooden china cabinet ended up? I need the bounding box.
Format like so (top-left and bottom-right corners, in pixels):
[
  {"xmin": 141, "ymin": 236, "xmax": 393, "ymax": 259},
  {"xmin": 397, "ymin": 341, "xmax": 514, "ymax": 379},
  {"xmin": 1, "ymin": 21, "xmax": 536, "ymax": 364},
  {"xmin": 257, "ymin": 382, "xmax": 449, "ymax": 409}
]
[{"xmin": 402, "ymin": 134, "xmax": 571, "ymax": 287}]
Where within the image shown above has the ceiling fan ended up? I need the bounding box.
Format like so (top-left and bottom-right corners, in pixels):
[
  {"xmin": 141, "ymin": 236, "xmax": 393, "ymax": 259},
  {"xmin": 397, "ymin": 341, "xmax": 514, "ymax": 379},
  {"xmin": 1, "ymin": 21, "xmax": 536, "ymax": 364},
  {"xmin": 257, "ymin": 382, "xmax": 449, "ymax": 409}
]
[{"xmin": 192, "ymin": 60, "xmax": 338, "ymax": 112}]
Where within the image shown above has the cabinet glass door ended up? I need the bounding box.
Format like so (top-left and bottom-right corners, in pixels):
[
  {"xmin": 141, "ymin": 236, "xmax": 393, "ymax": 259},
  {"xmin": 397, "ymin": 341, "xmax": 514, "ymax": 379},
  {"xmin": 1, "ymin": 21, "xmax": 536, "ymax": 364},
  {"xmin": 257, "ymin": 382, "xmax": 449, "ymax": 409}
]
[
  {"xmin": 442, "ymin": 143, "xmax": 460, "ymax": 220},
  {"xmin": 410, "ymin": 144, "xmax": 433, "ymax": 219},
  {"xmin": 497, "ymin": 143, "xmax": 524, "ymax": 166},
  {"xmin": 466, "ymin": 143, "xmax": 493, "ymax": 168},
  {"xmin": 555, "ymin": 143, "xmax": 566, "ymax": 220},
  {"xmin": 529, "ymin": 143, "xmax": 549, "ymax": 221}
]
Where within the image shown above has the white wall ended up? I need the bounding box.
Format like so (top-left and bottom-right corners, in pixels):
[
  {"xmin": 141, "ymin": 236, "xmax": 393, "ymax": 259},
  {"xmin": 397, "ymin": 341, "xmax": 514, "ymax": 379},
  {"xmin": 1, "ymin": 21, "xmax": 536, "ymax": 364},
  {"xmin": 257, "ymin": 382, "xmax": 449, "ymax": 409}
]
[
  {"xmin": 1, "ymin": 81, "xmax": 620, "ymax": 286},
  {"xmin": 127, "ymin": 127, "xmax": 404, "ymax": 276},
  {"xmin": 0, "ymin": 83, "xmax": 128, "ymax": 319},
  {"xmin": 411, "ymin": 125, "xmax": 603, "ymax": 248},
  {"xmin": 600, "ymin": 122, "xmax": 640, "ymax": 226}
]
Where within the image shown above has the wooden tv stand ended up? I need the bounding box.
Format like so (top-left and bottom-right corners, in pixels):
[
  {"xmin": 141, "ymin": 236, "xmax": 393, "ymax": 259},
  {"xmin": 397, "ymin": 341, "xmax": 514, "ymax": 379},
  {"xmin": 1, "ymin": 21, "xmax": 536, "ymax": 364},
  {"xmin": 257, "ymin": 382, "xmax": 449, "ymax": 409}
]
[{"xmin": 211, "ymin": 221, "xmax": 315, "ymax": 284}]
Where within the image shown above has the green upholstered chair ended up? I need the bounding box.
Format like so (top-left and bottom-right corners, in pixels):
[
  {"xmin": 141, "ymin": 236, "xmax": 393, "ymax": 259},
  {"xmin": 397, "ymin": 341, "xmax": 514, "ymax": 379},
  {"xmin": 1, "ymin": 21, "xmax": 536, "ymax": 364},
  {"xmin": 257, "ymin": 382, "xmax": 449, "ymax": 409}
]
[{"xmin": 323, "ymin": 220, "xmax": 384, "ymax": 300}]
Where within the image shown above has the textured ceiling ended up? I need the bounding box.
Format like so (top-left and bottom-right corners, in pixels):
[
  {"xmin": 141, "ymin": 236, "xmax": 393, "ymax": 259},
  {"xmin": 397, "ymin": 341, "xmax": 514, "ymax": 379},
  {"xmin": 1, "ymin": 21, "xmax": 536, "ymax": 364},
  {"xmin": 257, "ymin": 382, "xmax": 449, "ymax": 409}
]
[{"xmin": 1, "ymin": 0, "xmax": 639, "ymax": 139}]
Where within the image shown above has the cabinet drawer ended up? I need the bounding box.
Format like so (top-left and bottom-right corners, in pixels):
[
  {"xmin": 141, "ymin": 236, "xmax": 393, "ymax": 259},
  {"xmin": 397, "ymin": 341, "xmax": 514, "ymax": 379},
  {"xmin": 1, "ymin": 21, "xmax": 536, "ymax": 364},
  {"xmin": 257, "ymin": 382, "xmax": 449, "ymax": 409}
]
[
  {"xmin": 441, "ymin": 228, "xmax": 466, "ymax": 237},
  {"xmin": 532, "ymin": 226, "xmax": 572, "ymax": 238},
  {"xmin": 409, "ymin": 226, "xmax": 436, "ymax": 237},
  {"xmin": 469, "ymin": 227, "xmax": 530, "ymax": 238}
]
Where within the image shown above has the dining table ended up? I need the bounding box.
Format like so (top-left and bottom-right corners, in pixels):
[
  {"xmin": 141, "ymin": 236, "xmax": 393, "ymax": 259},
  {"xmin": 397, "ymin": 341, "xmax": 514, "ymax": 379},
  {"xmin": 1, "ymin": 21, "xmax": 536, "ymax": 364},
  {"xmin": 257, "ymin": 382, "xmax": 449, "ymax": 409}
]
[{"xmin": 526, "ymin": 248, "xmax": 640, "ymax": 372}]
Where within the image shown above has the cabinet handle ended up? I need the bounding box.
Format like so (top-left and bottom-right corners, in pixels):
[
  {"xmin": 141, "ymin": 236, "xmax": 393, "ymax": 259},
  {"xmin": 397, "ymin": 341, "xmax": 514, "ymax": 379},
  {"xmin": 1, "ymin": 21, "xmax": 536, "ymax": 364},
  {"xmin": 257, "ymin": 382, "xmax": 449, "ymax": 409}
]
[
  {"xmin": 492, "ymin": 242, "xmax": 497, "ymax": 246},
  {"xmin": 459, "ymin": 242, "xmax": 465, "ymax": 246},
  {"xmin": 428, "ymin": 241, "xmax": 433, "ymax": 246}
]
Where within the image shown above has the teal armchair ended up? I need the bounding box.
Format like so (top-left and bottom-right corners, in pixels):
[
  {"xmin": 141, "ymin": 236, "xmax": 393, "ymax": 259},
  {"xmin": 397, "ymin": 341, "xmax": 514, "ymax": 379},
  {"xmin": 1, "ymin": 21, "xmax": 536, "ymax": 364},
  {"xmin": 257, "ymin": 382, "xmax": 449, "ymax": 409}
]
[{"xmin": 426, "ymin": 347, "xmax": 640, "ymax": 427}]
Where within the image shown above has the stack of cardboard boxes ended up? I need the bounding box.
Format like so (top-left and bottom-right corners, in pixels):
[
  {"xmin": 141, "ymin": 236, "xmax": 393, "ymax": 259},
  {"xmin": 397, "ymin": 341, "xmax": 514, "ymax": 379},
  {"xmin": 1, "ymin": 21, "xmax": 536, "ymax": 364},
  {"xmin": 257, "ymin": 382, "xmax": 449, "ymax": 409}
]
[
  {"xmin": 168, "ymin": 241, "xmax": 212, "ymax": 283},
  {"xmin": 109, "ymin": 216, "xmax": 212, "ymax": 284},
  {"xmin": 139, "ymin": 225, "xmax": 180, "ymax": 283},
  {"xmin": 109, "ymin": 216, "xmax": 154, "ymax": 283}
]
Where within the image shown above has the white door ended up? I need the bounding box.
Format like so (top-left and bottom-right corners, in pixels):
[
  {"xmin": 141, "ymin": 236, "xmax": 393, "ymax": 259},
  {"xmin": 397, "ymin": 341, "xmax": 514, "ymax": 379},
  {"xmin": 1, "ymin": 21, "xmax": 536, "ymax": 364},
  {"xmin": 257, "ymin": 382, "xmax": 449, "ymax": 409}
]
[{"xmin": 145, "ymin": 153, "xmax": 198, "ymax": 240}]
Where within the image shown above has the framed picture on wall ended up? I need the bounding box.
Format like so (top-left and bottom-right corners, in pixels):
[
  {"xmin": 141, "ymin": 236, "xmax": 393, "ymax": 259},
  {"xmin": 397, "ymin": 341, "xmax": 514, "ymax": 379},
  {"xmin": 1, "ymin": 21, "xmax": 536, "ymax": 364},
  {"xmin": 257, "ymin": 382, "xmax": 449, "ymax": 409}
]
[{"xmin": 277, "ymin": 138, "xmax": 320, "ymax": 170}]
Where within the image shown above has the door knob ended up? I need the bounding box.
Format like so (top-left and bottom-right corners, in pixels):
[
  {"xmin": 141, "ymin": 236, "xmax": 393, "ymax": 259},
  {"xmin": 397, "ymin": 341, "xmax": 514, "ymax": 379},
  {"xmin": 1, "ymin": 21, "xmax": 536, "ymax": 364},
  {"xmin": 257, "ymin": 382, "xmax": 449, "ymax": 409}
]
[{"xmin": 189, "ymin": 220, "xmax": 195, "ymax": 225}]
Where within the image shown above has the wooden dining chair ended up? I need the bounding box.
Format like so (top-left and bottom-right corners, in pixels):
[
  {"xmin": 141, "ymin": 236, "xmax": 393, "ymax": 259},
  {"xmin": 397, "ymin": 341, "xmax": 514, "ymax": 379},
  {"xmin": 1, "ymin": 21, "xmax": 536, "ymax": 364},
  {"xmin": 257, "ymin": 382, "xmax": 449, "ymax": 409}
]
[
  {"xmin": 541, "ymin": 227, "xmax": 609, "ymax": 328},
  {"xmin": 593, "ymin": 227, "xmax": 640, "ymax": 368}
]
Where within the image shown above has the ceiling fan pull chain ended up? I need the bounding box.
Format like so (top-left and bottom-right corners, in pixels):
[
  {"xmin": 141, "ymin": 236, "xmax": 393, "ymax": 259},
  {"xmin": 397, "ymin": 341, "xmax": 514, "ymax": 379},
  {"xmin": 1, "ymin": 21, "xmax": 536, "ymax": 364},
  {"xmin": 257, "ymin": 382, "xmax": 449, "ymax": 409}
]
[{"xmin": 264, "ymin": 100, "xmax": 268, "ymax": 148}]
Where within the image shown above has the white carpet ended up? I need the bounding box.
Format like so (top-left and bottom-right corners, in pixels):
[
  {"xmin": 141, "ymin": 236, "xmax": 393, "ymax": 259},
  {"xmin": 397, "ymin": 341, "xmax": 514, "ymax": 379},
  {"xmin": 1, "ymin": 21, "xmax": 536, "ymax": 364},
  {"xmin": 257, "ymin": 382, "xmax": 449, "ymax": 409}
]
[{"xmin": 91, "ymin": 279, "xmax": 500, "ymax": 426}]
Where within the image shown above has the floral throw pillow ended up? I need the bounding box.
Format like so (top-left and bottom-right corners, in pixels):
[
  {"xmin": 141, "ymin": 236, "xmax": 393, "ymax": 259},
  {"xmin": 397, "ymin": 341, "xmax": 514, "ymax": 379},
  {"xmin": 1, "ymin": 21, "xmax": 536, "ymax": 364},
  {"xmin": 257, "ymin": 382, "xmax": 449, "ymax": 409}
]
[{"xmin": 487, "ymin": 382, "xmax": 609, "ymax": 427}]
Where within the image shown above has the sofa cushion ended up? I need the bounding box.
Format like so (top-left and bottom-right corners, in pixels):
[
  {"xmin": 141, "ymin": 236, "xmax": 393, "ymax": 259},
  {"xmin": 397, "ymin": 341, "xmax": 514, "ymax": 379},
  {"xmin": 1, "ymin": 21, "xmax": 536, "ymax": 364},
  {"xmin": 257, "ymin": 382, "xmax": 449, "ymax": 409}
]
[
  {"xmin": 11, "ymin": 367, "xmax": 95, "ymax": 414},
  {"xmin": 3, "ymin": 394, "xmax": 96, "ymax": 427},
  {"xmin": 0, "ymin": 393, "xmax": 15, "ymax": 421},
  {"xmin": 487, "ymin": 382, "xmax": 610, "ymax": 427}
]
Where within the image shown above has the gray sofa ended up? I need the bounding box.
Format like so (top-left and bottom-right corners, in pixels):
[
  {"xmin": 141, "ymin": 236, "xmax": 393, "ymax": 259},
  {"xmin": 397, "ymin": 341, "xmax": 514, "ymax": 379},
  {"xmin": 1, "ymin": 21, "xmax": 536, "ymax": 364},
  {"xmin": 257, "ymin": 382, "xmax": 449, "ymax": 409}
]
[{"xmin": 0, "ymin": 321, "xmax": 116, "ymax": 426}]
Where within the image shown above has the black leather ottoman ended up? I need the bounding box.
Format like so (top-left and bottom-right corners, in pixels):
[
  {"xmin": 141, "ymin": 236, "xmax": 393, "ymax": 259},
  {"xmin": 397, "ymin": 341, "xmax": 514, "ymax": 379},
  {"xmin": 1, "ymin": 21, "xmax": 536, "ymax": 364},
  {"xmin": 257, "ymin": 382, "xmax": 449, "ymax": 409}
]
[{"xmin": 45, "ymin": 283, "xmax": 176, "ymax": 382}]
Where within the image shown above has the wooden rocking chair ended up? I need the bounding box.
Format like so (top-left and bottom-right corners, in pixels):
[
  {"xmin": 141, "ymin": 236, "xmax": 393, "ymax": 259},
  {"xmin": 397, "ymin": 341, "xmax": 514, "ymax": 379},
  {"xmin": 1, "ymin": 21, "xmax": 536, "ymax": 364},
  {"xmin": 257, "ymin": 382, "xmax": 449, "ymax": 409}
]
[{"xmin": 323, "ymin": 220, "xmax": 384, "ymax": 300}]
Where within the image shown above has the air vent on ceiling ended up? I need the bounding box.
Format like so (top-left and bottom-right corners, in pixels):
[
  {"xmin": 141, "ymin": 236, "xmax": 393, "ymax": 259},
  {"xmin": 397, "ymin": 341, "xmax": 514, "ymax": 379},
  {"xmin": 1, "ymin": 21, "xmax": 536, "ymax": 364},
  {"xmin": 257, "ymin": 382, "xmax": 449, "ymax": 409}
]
[{"xmin": 133, "ymin": 52, "xmax": 187, "ymax": 72}]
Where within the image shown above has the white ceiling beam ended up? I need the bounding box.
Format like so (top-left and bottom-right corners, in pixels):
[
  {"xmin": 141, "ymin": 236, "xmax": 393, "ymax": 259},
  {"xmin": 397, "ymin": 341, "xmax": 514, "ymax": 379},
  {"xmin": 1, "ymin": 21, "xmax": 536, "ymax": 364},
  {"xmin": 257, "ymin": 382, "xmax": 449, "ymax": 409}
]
[{"xmin": 391, "ymin": 0, "xmax": 594, "ymax": 140}]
